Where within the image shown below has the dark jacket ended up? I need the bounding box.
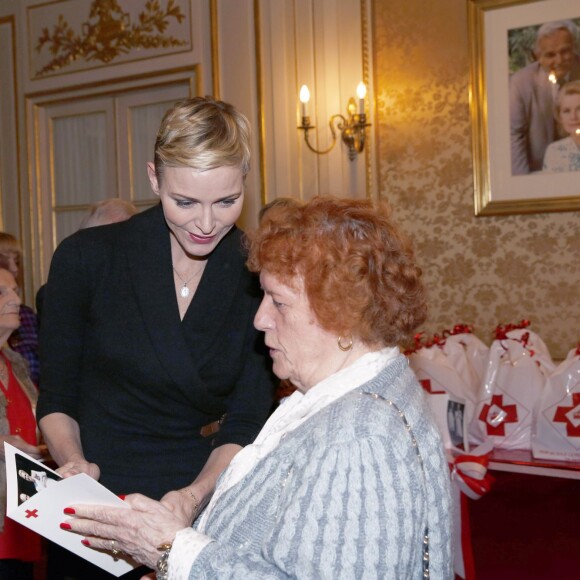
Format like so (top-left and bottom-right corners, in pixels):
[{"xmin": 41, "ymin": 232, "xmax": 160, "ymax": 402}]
[{"xmin": 37, "ymin": 204, "xmax": 275, "ymax": 498}]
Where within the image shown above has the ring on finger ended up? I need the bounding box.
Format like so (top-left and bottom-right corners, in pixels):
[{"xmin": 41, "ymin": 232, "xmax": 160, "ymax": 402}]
[{"xmin": 110, "ymin": 539, "xmax": 121, "ymax": 559}]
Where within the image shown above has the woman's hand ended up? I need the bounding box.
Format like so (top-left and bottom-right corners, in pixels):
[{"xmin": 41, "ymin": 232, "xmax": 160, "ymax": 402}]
[
  {"xmin": 62, "ymin": 494, "xmax": 188, "ymax": 569},
  {"xmin": 39, "ymin": 413, "xmax": 98, "ymax": 478},
  {"xmin": 56, "ymin": 458, "xmax": 100, "ymax": 480},
  {"xmin": 0, "ymin": 435, "xmax": 45, "ymax": 460},
  {"xmin": 160, "ymin": 487, "xmax": 203, "ymax": 527}
]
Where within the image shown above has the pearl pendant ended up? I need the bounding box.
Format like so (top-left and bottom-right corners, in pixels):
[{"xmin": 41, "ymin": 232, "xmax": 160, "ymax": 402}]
[{"xmin": 180, "ymin": 285, "xmax": 190, "ymax": 298}]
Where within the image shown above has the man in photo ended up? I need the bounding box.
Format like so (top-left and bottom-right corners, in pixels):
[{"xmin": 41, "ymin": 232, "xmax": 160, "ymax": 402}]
[{"xmin": 509, "ymin": 19, "xmax": 580, "ymax": 175}]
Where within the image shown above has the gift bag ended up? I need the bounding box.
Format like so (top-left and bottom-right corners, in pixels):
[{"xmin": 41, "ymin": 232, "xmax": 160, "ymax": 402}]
[
  {"xmin": 473, "ymin": 323, "xmax": 554, "ymax": 450},
  {"xmin": 408, "ymin": 326, "xmax": 487, "ymax": 450},
  {"xmin": 441, "ymin": 332, "xmax": 490, "ymax": 447},
  {"xmin": 532, "ymin": 344, "xmax": 580, "ymax": 462}
]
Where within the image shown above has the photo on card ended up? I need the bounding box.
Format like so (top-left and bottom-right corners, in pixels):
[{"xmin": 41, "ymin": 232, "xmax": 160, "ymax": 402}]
[
  {"xmin": 447, "ymin": 399, "xmax": 468, "ymax": 450},
  {"xmin": 15, "ymin": 453, "xmax": 61, "ymax": 505}
]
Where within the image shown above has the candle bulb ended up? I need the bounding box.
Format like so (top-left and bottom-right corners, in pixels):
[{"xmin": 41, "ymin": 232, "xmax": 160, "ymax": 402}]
[
  {"xmin": 356, "ymin": 82, "xmax": 367, "ymax": 115},
  {"xmin": 299, "ymin": 85, "xmax": 310, "ymax": 119}
]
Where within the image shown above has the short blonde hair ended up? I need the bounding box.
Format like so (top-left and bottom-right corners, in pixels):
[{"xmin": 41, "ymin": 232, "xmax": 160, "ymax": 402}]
[{"xmin": 154, "ymin": 96, "xmax": 251, "ymax": 182}]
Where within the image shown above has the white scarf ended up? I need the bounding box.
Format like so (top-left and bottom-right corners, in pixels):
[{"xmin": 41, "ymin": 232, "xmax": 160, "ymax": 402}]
[{"xmin": 197, "ymin": 346, "xmax": 400, "ymax": 531}]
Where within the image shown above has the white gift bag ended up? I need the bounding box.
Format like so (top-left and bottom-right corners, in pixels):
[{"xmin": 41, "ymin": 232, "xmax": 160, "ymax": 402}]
[
  {"xmin": 473, "ymin": 327, "xmax": 554, "ymax": 450},
  {"xmin": 442, "ymin": 333, "xmax": 490, "ymax": 446},
  {"xmin": 532, "ymin": 345, "xmax": 580, "ymax": 462},
  {"xmin": 408, "ymin": 328, "xmax": 488, "ymax": 450}
]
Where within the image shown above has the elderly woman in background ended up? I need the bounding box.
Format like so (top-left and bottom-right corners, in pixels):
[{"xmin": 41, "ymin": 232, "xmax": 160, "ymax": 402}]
[
  {"xmin": 78, "ymin": 198, "xmax": 138, "ymax": 230},
  {"xmin": 0, "ymin": 233, "xmax": 39, "ymax": 385},
  {"xmin": 0, "ymin": 261, "xmax": 46, "ymax": 579},
  {"xmin": 60, "ymin": 196, "xmax": 453, "ymax": 579}
]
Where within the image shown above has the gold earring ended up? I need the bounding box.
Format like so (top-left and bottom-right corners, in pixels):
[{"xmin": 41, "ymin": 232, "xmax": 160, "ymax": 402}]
[{"xmin": 338, "ymin": 335, "xmax": 353, "ymax": 351}]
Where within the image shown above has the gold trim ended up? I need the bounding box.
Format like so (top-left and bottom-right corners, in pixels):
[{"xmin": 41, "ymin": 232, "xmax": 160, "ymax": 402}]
[
  {"xmin": 27, "ymin": 0, "xmax": 190, "ymax": 79},
  {"xmin": 254, "ymin": 0, "xmax": 267, "ymax": 207},
  {"xmin": 53, "ymin": 204, "xmax": 99, "ymax": 212},
  {"xmin": 370, "ymin": 0, "xmax": 380, "ymax": 202},
  {"xmin": 210, "ymin": 0, "xmax": 220, "ymax": 98},
  {"xmin": 114, "ymin": 99, "xmax": 120, "ymax": 198},
  {"xmin": 26, "ymin": 64, "xmax": 199, "ymax": 100},
  {"xmin": 31, "ymin": 102, "xmax": 45, "ymax": 284},
  {"xmin": 127, "ymin": 101, "xmax": 134, "ymax": 200},
  {"xmin": 0, "ymin": 16, "xmax": 25, "ymax": 286},
  {"xmin": 360, "ymin": 0, "xmax": 373, "ymax": 200},
  {"xmin": 0, "ymin": 14, "xmax": 17, "ymax": 232},
  {"xmin": 48, "ymin": 116, "xmax": 57, "ymax": 252},
  {"xmin": 468, "ymin": 0, "xmax": 490, "ymax": 216},
  {"xmin": 474, "ymin": 196, "xmax": 580, "ymax": 216},
  {"xmin": 468, "ymin": 0, "xmax": 579, "ymax": 215}
]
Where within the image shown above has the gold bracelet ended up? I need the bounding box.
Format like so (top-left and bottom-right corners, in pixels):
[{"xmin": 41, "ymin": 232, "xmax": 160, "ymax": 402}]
[
  {"xmin": 156, "ymin": 542, "xmax": 173, "ymax": 580},
  {"xmin": 179, "ymin": 488, "xmax": 200, "ymax": 515}
]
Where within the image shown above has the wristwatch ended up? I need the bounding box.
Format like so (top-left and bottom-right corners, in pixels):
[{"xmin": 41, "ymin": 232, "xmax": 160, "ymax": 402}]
[{"xmin": 156, "ymin": 542, "xmax": 173, "ymax": 580}]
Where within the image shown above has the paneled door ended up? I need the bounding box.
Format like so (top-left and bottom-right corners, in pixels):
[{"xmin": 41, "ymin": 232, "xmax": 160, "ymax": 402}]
[{"xmin": 31, "ymin": 78, "xmax": 191, "ymax": 284}]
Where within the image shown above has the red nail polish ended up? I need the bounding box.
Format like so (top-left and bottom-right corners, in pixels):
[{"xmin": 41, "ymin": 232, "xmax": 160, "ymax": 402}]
[
  {"xmin": 81, "ymin": 539, "xmax": 90, "ymax": 547},
  {"xmin": 117, "ymin": 494, "xmax": 126, "ymax": 501},
  {"xmin": 60, "ymin": 522, "xmax": 72, "ymax": 530},
  {"xmin": 63, "ymin": 507, "xmax": 76, "ymax": 515}
]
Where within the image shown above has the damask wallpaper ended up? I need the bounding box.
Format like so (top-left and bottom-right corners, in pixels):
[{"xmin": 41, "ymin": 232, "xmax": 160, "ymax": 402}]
[{"xmin": 372, "ymin": 0, "xmax": 579, "ymax": 360}]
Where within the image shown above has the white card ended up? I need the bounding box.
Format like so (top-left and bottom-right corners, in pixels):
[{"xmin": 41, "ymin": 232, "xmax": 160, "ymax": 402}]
[{"xmin": 5, "ymin": 443, "xmax": 138, "ymax": 576}]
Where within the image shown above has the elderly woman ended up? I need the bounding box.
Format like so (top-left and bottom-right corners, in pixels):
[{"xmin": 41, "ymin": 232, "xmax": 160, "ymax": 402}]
[
  {"xmin": 61, "ymin": 197, "xmax": 453, "ymax": 578},
  {"xmin": 0, "ymin": 264, "xmax": 46, "ymax": 579},
  {"xmin": 0, "ymin": 233, "xmax": 39, "ymax": 385},
  {"xmin": 38, "ymin": 96, "xmax": 275, "ymax": 578}
]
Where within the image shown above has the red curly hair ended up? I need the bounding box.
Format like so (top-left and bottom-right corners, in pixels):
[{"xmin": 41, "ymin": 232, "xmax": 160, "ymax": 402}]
[{"xmin": 246, "ymin": 196, "xmax": 427, "ymax": 347}]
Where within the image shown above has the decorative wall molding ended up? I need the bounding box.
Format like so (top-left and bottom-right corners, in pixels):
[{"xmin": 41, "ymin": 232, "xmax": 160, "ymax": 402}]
[{"xmin": 28, "ymin": 0, "xmax": 191, "ymax": 78}]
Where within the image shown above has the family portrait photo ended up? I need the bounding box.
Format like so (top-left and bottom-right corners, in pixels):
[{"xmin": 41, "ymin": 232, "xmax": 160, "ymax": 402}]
[{"xmin": 469, "ymin": 0, "xmax": 580, "ymax": 215}]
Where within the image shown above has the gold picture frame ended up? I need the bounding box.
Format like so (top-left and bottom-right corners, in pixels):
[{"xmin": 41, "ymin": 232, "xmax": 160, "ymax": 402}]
[{"xmin": 468, "ymin": 0, "xmax": 580, "ymax": 215}]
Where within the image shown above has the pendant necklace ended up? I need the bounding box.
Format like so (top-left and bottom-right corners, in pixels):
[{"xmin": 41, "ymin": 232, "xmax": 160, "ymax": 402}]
[{"xmin": 173, "ymin": 266, "xmax": 203, "ymax": 298}]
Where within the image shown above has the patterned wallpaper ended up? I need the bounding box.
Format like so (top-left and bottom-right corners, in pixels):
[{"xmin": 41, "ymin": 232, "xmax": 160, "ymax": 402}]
[{"xmin": 372, "ymin": 0, "xmax": 579, "ymax": 360}]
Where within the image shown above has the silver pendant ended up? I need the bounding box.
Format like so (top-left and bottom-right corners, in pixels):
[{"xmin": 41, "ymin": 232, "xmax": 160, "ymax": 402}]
[{"xmin": 180, "ymin": 285, "xmax": 190, "ymax": 298}]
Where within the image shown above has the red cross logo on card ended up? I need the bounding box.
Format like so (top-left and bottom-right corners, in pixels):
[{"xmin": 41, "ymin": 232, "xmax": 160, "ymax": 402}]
[
  {"xmin": 479, "ymin": 394, "xmax": 518, "ymax": 436},
  {"xmin": 553, "ymin": 392, "xmax": 580, "ymax": 437},
  {"xmin": 25, "ymin": 509, "xmax": 39, "ymax": 519},
  {"xmin": 420, "ymin": 379, "xmax": 445, "ymax": 394}
]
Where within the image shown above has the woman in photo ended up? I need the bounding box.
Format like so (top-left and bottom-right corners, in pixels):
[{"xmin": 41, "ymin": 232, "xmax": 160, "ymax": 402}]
[{"xmin": 543, "ymin": 80, "xmax": 580, "ymax": 173}]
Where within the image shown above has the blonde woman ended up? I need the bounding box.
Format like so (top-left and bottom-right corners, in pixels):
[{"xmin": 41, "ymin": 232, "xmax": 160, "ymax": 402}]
[{"xmin": 38, "ymin": 97, "xmax": 275, "ymax": 579}]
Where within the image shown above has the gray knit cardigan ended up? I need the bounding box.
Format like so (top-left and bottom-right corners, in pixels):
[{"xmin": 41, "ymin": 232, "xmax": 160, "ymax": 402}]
[{"xmin": 189, "ymin": 355, "xmax": 454, "ymax": 579}]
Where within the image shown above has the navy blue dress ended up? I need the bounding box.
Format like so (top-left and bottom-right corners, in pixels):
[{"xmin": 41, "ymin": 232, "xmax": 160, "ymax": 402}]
[{"xmin": 38, "ymin": 203, "xmax": 275, "ymax": 500}]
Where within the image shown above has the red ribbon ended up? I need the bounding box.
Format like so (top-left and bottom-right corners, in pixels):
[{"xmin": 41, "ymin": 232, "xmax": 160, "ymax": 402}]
[
  {"xmin": 451, "ymin": 444, "xmax": 494, "ymax": 500},
  {"xmin": 493, "ymin": 319, "xmax": 530, "ymax": 340},
  {"xmin": 443, "ymin": 324, "xmax": 474, "ymax": 337}
]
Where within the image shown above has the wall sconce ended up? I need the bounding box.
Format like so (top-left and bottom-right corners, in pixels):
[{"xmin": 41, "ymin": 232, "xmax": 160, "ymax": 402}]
[{"xmin": 298, "ymin": 82, "xmax": 370, "ymax": 161}]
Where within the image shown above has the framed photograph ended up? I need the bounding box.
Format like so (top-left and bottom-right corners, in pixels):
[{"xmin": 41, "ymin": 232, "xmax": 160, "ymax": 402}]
[{"xmin": 468, "ymin": 0, "xmax": 580, "ymax": 215}]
